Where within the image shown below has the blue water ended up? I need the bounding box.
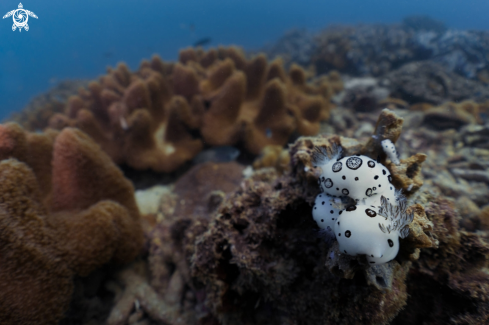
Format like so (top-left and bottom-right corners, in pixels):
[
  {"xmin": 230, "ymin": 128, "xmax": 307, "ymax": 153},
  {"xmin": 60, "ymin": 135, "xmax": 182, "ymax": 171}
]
[{"xmin": 1, "ymin": 0, "xmax": 489, "ymax": 120}]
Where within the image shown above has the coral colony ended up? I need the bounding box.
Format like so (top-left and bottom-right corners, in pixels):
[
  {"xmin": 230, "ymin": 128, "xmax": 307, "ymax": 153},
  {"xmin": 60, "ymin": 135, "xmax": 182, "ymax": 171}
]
[{"xmin": 312, "ymin": 145, "xmax": 413, "ymax": 264}]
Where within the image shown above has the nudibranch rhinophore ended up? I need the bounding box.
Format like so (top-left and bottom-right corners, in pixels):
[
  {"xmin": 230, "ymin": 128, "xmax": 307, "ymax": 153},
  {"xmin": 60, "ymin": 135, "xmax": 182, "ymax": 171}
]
[
  {"xmin": 311, "ymin": 145, "xmax": 413, "ymax": 265},
  {"xmin": 381, "ymin": 139, "xmax": 400, "ymax": 165}
]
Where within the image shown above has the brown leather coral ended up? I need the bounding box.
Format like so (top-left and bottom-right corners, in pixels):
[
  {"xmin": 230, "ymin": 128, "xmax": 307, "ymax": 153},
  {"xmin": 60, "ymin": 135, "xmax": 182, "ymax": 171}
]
[
  {"xmin": 39, "ymin": 47, "xmax": 340, "ymax": 172},
  {"xmin": 188, "ymin": 49, "xmax": 335, "ymax": 154},
  {"xmin": 0, "ymin": 123, "xmax": 143, "ymax": 325}
]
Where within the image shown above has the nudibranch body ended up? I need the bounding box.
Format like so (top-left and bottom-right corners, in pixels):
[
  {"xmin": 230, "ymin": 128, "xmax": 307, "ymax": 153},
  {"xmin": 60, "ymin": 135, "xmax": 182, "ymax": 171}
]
[
  {"xmin": 333, "ymin": 197, "xmax": 412, "ymax": 264},
  {"xmin": 312, "ymin": 145, "xmax": 412, "ymax": 265},
  {"xmin": 312, "ymin": 193, "xmax": 342, "ymax": 240},
  {"xmin": 314, "ymin": 147, "xmax": 397, "ymax": 205}
]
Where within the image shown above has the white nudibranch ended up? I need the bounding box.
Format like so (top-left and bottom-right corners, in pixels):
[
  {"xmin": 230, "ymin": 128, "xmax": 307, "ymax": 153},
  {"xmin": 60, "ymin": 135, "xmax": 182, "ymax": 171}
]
[
  {"xmin": 381, "ymin": 139, "xmax": 400, "ymax": 165},
  {"xmin": 311, "ymin": 145, "xmax": 413, "ymax": 265},
  {"xmin": 313, "ymin": 147, "xmax": 397, "ymax": 205},
  {"xmin": 312, "ymin": 193, "xmax": 342, "ymax": 242},
  {"xmin": 334, "ymin": 196, "xmax": 413, "ymax": 264}
]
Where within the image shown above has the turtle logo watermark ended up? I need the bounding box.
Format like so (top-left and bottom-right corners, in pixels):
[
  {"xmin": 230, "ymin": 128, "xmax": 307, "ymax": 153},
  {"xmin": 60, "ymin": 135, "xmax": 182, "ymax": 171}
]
[{"xmin": 3, "ymin": 3, "xmax": 38, "ymax": 32}]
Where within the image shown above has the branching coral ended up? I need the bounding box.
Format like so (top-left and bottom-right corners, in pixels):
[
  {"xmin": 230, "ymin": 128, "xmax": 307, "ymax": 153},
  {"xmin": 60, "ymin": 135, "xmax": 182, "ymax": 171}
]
[
  {"xmin": 0, "ymin": 123, "xmax": 143, "ymax": 325},
  {"xmin": 36, "ymin": 47, "xmax": 341, "ymax": 172}
]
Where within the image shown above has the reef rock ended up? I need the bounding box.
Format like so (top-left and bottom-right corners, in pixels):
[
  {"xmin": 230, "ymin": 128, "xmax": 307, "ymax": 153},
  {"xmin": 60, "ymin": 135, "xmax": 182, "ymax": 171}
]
[{"xmin": 190, "ymin": 109, "xmax": 434, "ymax": 324}]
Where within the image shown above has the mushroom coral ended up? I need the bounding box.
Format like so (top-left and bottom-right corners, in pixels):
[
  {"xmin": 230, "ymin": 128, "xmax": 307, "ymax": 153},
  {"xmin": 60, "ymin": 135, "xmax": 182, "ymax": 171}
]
[
  {"xmin": 0, "ymin": 123, "xmax": 143, "ymax": 325},
  {"xmin": 34, "ymin": 47, "xmax": 340, "ymax": 172}
]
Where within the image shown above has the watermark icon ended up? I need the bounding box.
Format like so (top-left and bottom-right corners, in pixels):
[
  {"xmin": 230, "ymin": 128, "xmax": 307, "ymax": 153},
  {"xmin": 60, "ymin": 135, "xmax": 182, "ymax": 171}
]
[{"xmin": 3, "ymin": 3, "xmax": 38, "ymax": 32}]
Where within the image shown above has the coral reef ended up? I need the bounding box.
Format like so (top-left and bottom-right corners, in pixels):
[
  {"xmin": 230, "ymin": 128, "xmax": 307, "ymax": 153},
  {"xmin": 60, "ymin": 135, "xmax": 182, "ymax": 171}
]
[
  {"xmin": 6, "ymin": 20, "xmax": 489, "ymax": 325},
  {"xmin": 264, "ymin": 23, "xmax": 489, "ymax": 81},
  {"xmin": 259, "ymin": 28, "xmax": 315, "ymax": 68},
  {"xmin": 252, "ymin": 145, "xmax": 291, "ymax": 174},
  {"xmin": 6, "ymin": 79, "xmax": 89, "ymax": 131},
  {"xmin": 0, "ymin": 123, "xmax": 143, "ymax": 325},
  {"xmin": 402, "ymin": 15, "xmax": 447, "ymax": 34},
  {"xmin": 337, "ymin": 77, "xmax": 390, "ymax": 112},
  {"xmin": 18, "ymin": 47, "xmax": 340, "ymax": 173},
  {"xmin": 385, "ymin": 61, "xmax": 489, "ymax": 105},
  {"xmin": 27, "ymin": 93, "xmax": 489, "ymax": 325},
  {"xmin": 412, "ymin": 29, "xmax": 489, "ymax": 80}
]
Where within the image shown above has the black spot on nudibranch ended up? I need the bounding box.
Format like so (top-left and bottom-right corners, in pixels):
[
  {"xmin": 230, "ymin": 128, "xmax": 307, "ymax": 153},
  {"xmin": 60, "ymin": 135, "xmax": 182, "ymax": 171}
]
[
  {"xmin": 339, "ymin": 210, "xmax": 343, "ymax": 215},
  {"xmin": 388, "ymin": 239, "xmax": 394, "ymax": 247},
  {"xmin": 324, "ymin": 178, "xmax": 333, "ymax": 188},
  {"xmin": 368, "ymin": 160, "xmax": 376, "ymax": 168},
  {"xmin": 342, "ymin": 188, "xmax": 349, "ymax": 195},
  {"xmin": 330, "ymin": 210, "xmax": 334, "ymax": 214},
  {"xmin": 365, "ymin": 208, "xmax": 377, "ymax": 217},
  {"xmin": 366, "ymin": 188, "xmax": 373, "ymax": 197},
  {"xmin": 346, "ymin": 157, "xmax": 363, "ymax": 170},
  {"xmin": 355, "ymin": 177, "xmax": 359, "ymax": 181},
  {"xmin": 332, "ymin": 162, "xmax": 342, "ymax": 172},
  {"xmin": 382, "ymin": 169, "xmax": 386, "ymax": 175},
  {"xmin": 345, "ymin": 230, "xmax": 351, "ymax": 238},
  {"xmin": 346, "ymin": 205, "xmax": 357, "ymax": 212},
  {"xmin": 322, "ymin": 201, "xmax": 325, "ymax": 205},
  {"xmin": 374, "ymin": 175, "xmax": 379, "ymax": 180},
  {"xmin": 321, "ymin": 219, "xmax": 324, "ymax": 222},
  {"xmin": 388, "ymin": 175, "xmax": 393, "ymax": 183},
  {"xmin": 342, "ymin": 175, "xmax": 346, "ymax": 180}
]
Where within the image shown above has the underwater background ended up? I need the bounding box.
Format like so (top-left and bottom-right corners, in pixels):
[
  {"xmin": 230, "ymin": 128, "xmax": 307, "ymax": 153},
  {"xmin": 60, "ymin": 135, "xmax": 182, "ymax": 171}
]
[
  {"xmin": 2, "ymin": 0, "xmax": 489, "ymax": 119},
  {"xmin": 2, "ymin": 0, "xmax": 489, "ymax": 325}
]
